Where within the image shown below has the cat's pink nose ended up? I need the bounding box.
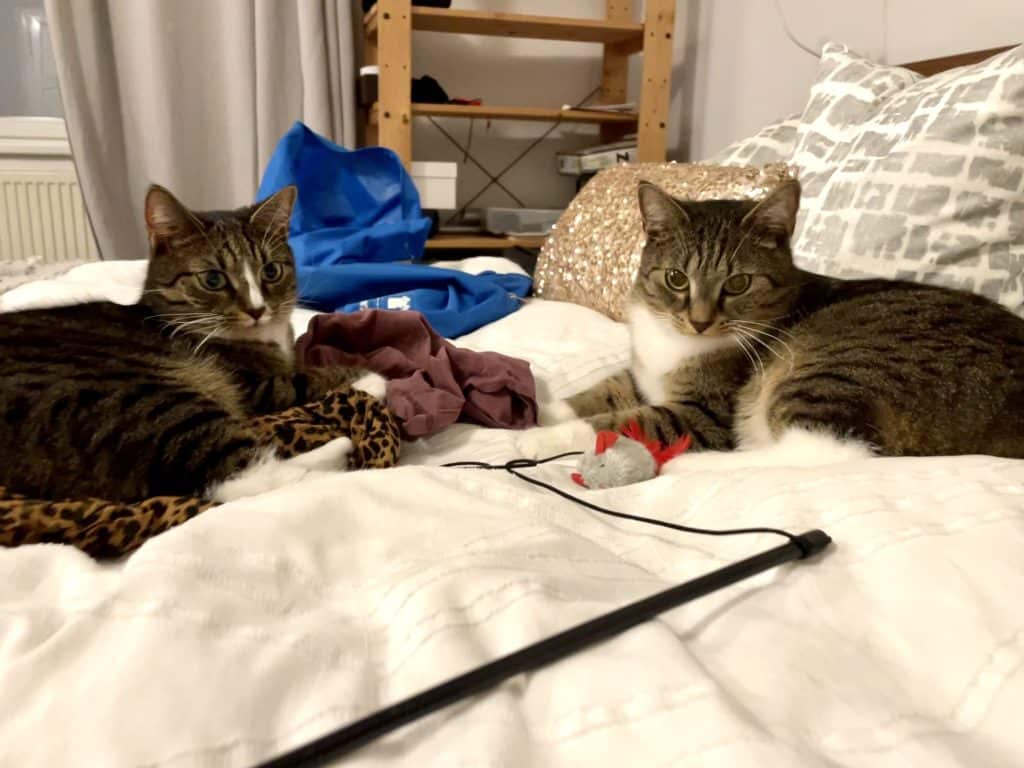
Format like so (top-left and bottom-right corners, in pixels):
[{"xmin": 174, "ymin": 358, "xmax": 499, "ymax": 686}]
[
  {"xmin": 691, "ymin": 319, "xmax": 713, "ymax": 334},
  {"xmin": 248, "ymin": 307, "xmax": 266, "ymax": 321}
]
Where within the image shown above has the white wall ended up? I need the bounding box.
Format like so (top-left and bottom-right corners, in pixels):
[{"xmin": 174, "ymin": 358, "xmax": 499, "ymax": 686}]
[
  {"xmin": 408, "ymin": 0, "xmax": 1022, "ymax": 211},
  {"xmin": 683, "ymin": 0, "xmax": 1022, "ymax": 160}
]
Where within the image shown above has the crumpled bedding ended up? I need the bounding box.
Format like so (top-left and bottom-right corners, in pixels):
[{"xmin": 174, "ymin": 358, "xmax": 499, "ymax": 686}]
[{"xmin": 1, "ymin": 260, "xmax": 1023, "ymax": 768}]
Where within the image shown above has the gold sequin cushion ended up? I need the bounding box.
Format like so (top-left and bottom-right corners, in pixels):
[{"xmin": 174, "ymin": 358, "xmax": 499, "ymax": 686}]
[{"xmin": 534, "ymin": 162, "xmax": 796, "ymax": 320}]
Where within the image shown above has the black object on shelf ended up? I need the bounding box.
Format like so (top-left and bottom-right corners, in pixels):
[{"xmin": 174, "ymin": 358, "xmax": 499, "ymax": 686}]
[
  {"xmin": 424, "ymin": 209, "xmax": 440, "ymax": 238},
  {"xmin": 577, "ymin": 172, "xmax": 597, "ymax": 193},
  {"xmin": 363, "ymin": 0, "xmax": 452, "ymax": 12},
  {"xmin": 358, "ymin": 66, "xmax": 378, "ymax": 108},
  {"xmin": 361, "ymin": 71, "xmax": 450, "ymax": 107},
  {"xmin": 411, "ymin": 75, "xmax": 449, "ymax": 104}
]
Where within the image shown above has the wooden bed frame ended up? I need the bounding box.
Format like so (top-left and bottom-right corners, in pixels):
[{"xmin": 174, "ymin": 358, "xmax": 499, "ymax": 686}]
[{"xmin": 901, "ymin": 44, "xmax": 1016, "ymax": 75}]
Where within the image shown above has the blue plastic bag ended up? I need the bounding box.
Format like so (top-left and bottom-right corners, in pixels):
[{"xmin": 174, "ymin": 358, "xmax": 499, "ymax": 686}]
[
  {"xmin": 298, "ymin": 263, "xmax": 532, "ymax": 339},
  {"xmin": 257, "ymin": 122, "xmax": 430, "ymax": 264},
  {"xmin": 257, "ymin": 122, "xmax": 534, "ymax": 338}
]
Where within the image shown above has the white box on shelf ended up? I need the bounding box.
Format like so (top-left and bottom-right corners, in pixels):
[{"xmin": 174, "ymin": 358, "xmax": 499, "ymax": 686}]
[{"xmin": 411, "ymin": 161, "xmax": 457, "ymax": 210}]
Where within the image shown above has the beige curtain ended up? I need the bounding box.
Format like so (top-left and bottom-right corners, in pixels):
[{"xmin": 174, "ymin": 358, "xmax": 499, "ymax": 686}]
[{"xmin": 45, "ymin": 0, "xmax": 356, "ymax": 260}]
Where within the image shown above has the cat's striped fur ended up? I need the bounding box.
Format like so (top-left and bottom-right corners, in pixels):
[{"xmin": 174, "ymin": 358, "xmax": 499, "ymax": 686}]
[
  {"xmin": 519, "ymin": 180, "xmax": 1024, "ymax": 461},
  {"xmin": 0, "ymin": 185, "xmax": 369, "ymax": 502}
]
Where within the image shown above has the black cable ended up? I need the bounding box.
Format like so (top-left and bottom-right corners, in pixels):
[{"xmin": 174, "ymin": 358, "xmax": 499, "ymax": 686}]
[
  {"xmin": 442, "ymin": 454, "xmax": 803, "ymax": 546},
  {"xmin": 254, "ymin": 528, "xmax": 830, "ymax": 768}
]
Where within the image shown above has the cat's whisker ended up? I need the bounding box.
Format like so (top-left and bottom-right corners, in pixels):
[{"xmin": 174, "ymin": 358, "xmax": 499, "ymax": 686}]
[
  {"xmin": 729, "ymin": 325, "xmax": 774, "ymax": 376},
  {"xmin": 733, "ymin": 325, "xmax": 794, "ymax": 372},
  {"xmin": 731, "ymin": 319, "xmax": 796, "ymax": 339},
  {"xmin": 736, "ymin": 323, "xmax": 795, "ymax": 359},
  {"xmin": 725, "ymin": 324, "xmax": 763, "ymax": 375},
  {"xmin": 741, "ymin": 336, "xmax": 765, "ymax": 379},
  {"xmin": 164, "ymin": 315, "xmax": 222, "ymax": 338},
  {"xmin": 732, "ymin": 333, "xmax": 762, "ymax": 378},
  {"xmin": 149, "ymin": 312, "xmax": 218, "ymax": 320},
  {"xmin": 193, "ymin": 325, "xmax": 226, "ymax": 352}
]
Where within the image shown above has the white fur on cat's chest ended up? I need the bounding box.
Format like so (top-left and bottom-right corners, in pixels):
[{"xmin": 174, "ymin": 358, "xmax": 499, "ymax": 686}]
[{"xmin": 626, "ymin": 301, "xmax": 735, "ymax": 403}]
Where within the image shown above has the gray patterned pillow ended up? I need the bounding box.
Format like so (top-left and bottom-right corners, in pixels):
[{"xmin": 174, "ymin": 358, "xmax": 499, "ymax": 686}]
[
  {"xmin": 792, "ymin": 42, "xmax": 1024, "ymax": 315},
  {"xmin": 706, "ymin": 115, "xmax": 801, "ymax": 166}
]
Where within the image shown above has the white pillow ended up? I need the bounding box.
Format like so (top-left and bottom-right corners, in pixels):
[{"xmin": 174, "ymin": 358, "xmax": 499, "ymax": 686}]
[
  {"xmin": 792, "ymin": 43, "xmax": 1024, "ymax": 315},
  {"xmin": 706, "ymin": 115, "xmax": 801, "ymax": 167}
]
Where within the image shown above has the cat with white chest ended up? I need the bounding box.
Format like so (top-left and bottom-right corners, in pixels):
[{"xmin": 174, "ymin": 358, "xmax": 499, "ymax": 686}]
[{"xmin": 519, "ymin": 180, "xmax": 1024, "ymax": 468}]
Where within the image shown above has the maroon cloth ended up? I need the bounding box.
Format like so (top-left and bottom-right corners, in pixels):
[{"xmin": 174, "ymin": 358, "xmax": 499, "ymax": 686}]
[{"xmin": 297, "ymin": 310, "xmax": 537, "ymax": 439}]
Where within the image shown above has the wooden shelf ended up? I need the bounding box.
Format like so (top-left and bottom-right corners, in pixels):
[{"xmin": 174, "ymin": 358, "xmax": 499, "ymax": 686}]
[
  {"xmin": 366, "ymin": 6, "xmax": 644, "ymax": 52},
  {"xmin": 425, "ymin": 234, "xmax": 547, "ymax": 251},
  {"xmin": 370, "ymin": 102, "xmax": 638, "ymax": 125},
  {"xmin": 364, "ymin": 0, "xmax": 675, "ymax": 169}
]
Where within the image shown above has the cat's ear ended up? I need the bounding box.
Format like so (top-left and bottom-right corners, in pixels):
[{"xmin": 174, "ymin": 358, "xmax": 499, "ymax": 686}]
[
  {"xmin": 249, "ymin": 185, "xmax": 297, "ymax": 239},
  {"xmin": 145, "ymin": 185, "xmax": 205, "ymax": 244},
  {"xmin": 741, "ymin": 179, "xmax": 801, "ymax": 236},
  {"xmin": 637, "ymin": 181, "xmax": 689, "ymax": 235}
]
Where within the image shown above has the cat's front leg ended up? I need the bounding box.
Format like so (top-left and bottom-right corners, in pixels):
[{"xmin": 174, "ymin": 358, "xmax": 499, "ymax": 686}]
[
  {"xmin": 516, "ymin": 401, "xmax": 733, "ymax": 460},
  {"xmin": 520, "ymin": 371, "xmax": 647, "ymax": 455},
  {"xmin": 536, "ymin": 370, "xmax": 642, "ymax": 426},
  {"xmin": 244, "ymin": 366, "xmax": 385, "ymax": 414},
  {"xmin": 516, "ymin": 419, "xmax": 599, "ymax": 459}
]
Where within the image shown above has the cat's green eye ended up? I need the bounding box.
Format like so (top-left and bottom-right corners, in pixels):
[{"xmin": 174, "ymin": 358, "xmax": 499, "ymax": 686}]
[
  {"xmin": 664, "ymin": 269, "xmax": 689, "ymax": 291},
  {"xmin": 197, "ymin": 270, "xmax": 228, "ymax": 291},
  {"xmin": 723, "ymin": 274, "xmax": 752, "ymax": 296},
  {"xmin": 261, "ymin": 262, "xmax": 284, "ymax": 283}
]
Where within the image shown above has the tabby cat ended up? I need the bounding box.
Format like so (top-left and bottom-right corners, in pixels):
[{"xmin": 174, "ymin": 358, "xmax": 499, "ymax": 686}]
[
  {"xmin": 518, "ymin": 179, "xmax": 1024, "ymax": 466},
  {"xmin": 0, "ymin": 185, "xmax": 382, "ymax": 502}
]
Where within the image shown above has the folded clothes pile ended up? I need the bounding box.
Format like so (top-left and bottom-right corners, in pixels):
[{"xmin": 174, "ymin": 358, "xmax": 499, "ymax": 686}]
[{"xmin": 299, "ymin": 309, "xmax": 537, "ymax": 439}]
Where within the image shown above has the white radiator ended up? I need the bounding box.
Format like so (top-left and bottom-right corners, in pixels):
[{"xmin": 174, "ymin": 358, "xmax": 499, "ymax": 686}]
[
  {"xmin": 0, "ymin": 169, "xmax": 99, "ymax": 264},
  {"xmin": 0, "ymin": 117, "xmax": 100, "ymax": 264}
]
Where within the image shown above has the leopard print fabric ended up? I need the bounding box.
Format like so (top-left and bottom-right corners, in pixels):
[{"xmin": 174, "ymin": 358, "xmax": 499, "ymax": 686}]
[
  {"xmin": 250, "ymin": 387, "xmax": 400, "ymax": 469},
  {"xmin": 0, "ymin": 387, "xmax": 400, "ymax": 559}
]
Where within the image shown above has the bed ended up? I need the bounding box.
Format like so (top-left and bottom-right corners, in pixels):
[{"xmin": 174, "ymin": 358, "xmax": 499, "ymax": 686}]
[
  {"xmin": 3, "ymin": 42, "xmax": 1024, "ymax": 768},
  {"xmin": 1, "ymin": 256, "xmax": 1022, "ymax": 767}
]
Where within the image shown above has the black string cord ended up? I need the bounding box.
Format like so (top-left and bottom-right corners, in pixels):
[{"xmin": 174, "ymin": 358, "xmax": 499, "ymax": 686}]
[{"xmin": 442, "ymin": 453, "xmax": 803, "ymax": 546}]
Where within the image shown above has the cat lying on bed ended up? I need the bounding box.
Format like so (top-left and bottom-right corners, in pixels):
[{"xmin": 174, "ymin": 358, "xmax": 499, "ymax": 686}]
[
  {"xmin": 519, "ymin": 179, "xmax": 1024, "ymax": 468},
  {"xmin": 0, "ymin": 185, "xmax": 385, "ymax": 502}
]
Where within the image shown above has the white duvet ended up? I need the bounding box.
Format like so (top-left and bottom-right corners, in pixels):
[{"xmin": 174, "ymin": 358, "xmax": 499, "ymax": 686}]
[{"xmin": 1, "ymin": 261, "xmax": 1023, "ymax": 768}]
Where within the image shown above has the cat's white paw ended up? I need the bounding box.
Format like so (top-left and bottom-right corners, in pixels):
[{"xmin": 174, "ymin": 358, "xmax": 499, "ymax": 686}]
[
  {"xmin": 288, "ymin": 436, "xmax": 353, "ymax": 470},
  {"xmin": 662, "ymin": 428, "xmax": 874, "ymax": 474},
  {"xmin": 210, "ymin": 438, "xmax": 352, "ymax": 502},
  {"xmin": 210, "ymin": 451, "xmax": 310, "ymax": 502},
  {"xmin": 537, "ymin": 399, "xmax": 577, "ymax": 426},
  {"xmin": 353, "ymin": 371, "xmax": 387, "ymax": 400},
  {"xmin": 516, "ymin": 420, "xmax": 597, "ymax": 459}
]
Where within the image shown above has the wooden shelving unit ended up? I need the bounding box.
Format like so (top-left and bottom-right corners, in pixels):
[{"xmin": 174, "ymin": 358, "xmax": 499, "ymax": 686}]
[
  {"xmin": 360, "ymin": 0, "xmax": 676, "ymax": 250},
  {"xmin": 365, "ymin": 6, "xmax": 646, "ymax": 49},
  {"xmin": 369, "ymin": 102, "xmax": 640, "ymax": 126}
]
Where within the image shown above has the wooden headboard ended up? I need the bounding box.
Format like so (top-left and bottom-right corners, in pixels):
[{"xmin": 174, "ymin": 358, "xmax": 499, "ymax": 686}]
[{"xmin": 900, "ymin": 45, "xmax": 1016, "ymax": 76}]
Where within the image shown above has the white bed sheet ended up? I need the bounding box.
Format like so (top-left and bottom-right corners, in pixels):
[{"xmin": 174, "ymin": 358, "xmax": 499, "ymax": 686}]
[{"xmin": 1, "ymin": 261, "xmax": 1023, "ymax": 768}]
